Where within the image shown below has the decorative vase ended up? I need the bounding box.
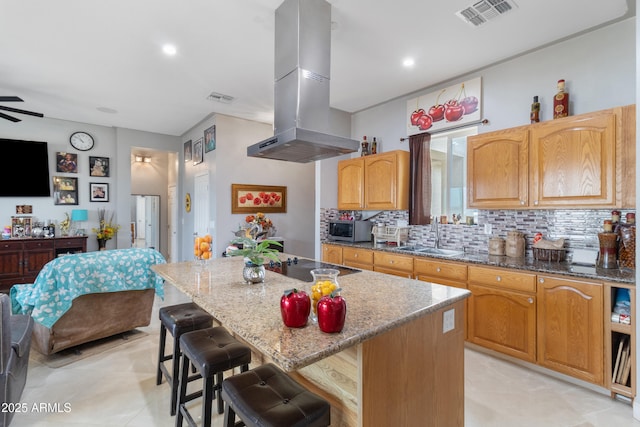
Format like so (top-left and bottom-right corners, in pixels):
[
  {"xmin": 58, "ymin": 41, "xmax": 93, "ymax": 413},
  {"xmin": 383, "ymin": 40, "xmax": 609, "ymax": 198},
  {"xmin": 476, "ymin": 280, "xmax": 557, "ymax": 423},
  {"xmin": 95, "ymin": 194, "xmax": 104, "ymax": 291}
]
[
  {"xmin": 242, "ymin": 262, "xmax": 265, "ymax": 284},
  {"xmin": 98, "ymin": 239, "xmax": 107, "ymax": 251}
]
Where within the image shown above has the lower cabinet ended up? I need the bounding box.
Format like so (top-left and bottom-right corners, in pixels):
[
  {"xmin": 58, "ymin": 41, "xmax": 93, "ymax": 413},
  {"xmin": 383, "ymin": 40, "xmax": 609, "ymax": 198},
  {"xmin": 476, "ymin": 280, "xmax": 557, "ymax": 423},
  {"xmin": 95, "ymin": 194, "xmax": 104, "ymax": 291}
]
[
  {"xmin": 537, "ymin": 275, "xmax": 604, "ymax": 386},
  {"xmin": 321, "ymin": 244, "xmax": 343, "ymax": 265},
  {"xmin": 342, "ymin": 247, "xmax": 373, "ymax": 271},
  {"xmin": 373, "ymin": 252, "xmax": 413, "ymax": 278}
]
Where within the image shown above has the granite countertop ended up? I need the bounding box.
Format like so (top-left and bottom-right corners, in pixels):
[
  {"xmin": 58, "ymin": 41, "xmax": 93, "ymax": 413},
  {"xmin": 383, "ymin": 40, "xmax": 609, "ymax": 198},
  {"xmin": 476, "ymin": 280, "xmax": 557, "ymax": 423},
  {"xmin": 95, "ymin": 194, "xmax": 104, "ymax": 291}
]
[
  {"xmin": 152, "ymin": 255, "xmax": 470, "ymax": 372},
  {"xmin": 323, "ymin": 241, "xmax": 636, "ymax": 285}
]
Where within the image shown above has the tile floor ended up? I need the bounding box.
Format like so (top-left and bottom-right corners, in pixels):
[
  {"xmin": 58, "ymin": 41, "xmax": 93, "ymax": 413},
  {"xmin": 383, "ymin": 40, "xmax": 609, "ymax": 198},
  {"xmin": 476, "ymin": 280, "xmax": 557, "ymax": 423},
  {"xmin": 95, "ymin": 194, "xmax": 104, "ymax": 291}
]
[{"xmin": 10, "ymin": 284, "xmax": 640, "ymax": 427}]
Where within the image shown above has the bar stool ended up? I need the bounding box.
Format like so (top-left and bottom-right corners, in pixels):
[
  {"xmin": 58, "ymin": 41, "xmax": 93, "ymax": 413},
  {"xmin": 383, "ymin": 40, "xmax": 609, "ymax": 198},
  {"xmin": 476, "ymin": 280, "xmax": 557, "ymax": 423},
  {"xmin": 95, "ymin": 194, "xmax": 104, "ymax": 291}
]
[
  {"xmin": 221, "ymin": 363, "xmax": 331, "ymax": 427},
  {"xmin": 176, "ymin": 326, "xmax": 252, "ymax": 427},
  {"xmin": 157, "ymin": 302, "xmax": 214, "ymax": 415}
]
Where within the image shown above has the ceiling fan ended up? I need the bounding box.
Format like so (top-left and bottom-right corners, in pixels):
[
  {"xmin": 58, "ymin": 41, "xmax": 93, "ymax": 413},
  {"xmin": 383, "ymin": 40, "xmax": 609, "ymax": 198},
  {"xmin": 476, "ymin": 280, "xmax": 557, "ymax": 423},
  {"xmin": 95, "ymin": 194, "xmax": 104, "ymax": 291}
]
[{"xmin": 0, "ymin": 96, "xmax": 44, "ymax": 122}]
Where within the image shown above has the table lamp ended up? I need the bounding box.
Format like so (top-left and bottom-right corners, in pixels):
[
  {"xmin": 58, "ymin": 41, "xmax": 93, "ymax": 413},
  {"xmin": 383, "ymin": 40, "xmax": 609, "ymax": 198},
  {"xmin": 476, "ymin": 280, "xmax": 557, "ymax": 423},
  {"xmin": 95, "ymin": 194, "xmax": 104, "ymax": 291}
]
[{"xmin": 71, "ymin": 209, "xmax": 88, "ymax": 236}]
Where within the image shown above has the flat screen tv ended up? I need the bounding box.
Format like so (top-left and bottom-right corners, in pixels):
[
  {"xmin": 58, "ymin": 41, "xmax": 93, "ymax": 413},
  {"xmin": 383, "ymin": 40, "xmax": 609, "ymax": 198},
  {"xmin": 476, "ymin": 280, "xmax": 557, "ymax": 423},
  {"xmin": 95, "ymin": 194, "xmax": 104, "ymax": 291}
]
[{"xmin": 0, "ymin": 138, "xmax": 51, "ymax": 197}]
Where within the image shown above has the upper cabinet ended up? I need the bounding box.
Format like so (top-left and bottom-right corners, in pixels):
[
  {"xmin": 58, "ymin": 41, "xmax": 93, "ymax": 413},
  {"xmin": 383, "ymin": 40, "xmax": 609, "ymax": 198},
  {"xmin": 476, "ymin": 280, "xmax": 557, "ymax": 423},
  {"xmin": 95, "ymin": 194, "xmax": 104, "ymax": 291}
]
[
  {"xmin": 467, "ymin": 105, "xmax": 635, "ymax": 209},
  {"xmin": 338, "ymin": 150, "xmax": 410, "ymax": 210}
]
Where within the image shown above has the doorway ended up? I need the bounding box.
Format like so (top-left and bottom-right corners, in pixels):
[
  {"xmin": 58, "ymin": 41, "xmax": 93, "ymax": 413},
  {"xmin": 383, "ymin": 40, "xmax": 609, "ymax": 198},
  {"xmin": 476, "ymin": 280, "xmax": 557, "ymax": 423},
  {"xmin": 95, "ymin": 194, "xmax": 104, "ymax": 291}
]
[{"xmin": 131, "ymin": 194, "xmax": 160, "ymax": 250}]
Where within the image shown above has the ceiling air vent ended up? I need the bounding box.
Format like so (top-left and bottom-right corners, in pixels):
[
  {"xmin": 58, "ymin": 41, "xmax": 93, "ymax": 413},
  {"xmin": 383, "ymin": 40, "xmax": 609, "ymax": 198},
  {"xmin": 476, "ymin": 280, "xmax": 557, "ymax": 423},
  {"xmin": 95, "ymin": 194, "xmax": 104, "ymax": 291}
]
[
  {"xmin": 456, "ymin": 0, "xmax": 517, "ymax": 27},
  {"xmin": 206, "ymin": 92, "xmax": 235, "ymax": 104}
]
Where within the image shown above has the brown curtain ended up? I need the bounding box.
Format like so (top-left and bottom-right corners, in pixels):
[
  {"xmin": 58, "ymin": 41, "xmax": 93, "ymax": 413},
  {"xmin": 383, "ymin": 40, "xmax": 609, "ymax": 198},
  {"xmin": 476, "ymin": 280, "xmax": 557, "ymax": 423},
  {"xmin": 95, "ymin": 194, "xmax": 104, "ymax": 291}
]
[{"xmin": 409, "ymin": 133, "xmax": 432, "ymax": 225}]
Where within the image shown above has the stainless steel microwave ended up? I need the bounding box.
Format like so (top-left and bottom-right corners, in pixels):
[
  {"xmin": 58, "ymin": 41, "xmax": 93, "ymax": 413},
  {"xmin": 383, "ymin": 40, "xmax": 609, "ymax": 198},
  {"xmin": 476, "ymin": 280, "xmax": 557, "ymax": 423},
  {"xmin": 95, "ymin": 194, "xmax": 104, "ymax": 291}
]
[{"xmin": 328, "ymin": 220, "xmax": 372, "ymax": 242}]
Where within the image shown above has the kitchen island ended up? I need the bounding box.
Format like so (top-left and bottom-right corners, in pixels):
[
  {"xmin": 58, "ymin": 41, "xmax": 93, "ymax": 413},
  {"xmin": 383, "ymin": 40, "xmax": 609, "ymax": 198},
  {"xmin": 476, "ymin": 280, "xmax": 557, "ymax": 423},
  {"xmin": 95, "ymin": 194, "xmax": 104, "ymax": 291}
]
[{"xmin": 152, "ymin": 254, "xmax": 470, "ymax": 427}]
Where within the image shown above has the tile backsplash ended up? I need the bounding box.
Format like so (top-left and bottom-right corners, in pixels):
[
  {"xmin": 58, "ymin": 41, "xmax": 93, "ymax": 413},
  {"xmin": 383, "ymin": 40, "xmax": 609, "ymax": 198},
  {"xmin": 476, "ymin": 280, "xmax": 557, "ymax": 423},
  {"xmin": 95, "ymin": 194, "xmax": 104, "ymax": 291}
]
[{"xmin": 321, "ymin": 208, "xmax": 636, "ymax": 258}]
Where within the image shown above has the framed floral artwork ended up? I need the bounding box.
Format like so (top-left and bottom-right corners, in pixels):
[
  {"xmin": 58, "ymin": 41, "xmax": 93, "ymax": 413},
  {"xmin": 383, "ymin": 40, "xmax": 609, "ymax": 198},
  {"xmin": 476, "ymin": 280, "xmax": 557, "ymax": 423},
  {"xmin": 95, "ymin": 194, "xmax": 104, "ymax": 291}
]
[
  {"xmin": 193, "ymin": 138, "xmax": 203, "ymax": 165},
  {"xmin": 231, "ymin": 184, "xmax": 287, "ymax": 214}
]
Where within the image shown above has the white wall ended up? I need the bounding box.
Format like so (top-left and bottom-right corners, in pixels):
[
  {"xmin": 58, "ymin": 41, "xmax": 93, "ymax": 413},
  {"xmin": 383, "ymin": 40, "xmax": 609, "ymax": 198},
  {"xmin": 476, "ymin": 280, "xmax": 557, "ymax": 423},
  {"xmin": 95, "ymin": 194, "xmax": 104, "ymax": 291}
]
[{"xmin": 180, "ymin": 114, "xmax": 317, "ymax": 261}]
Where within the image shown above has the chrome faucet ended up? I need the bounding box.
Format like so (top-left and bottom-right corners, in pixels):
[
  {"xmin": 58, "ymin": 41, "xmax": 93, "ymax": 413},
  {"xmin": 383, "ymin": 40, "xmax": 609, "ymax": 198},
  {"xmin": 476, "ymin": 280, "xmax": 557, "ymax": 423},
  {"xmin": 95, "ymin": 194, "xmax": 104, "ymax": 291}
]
[{"xmin": 432, "ymin": 217, "xmax": 440, "ymax": 249}]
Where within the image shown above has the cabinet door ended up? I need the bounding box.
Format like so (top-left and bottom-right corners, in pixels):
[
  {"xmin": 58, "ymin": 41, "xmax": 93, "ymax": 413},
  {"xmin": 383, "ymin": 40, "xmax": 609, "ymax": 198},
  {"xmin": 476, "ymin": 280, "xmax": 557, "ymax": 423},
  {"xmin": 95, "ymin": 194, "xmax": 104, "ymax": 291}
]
[
  {"xmin": 537, "ymin": 275, "xmax": 604, "ymax": 385},
  {"xmin": 364, "ymin": 151, "xmax": 409, "ymax": 210},
  {"xmin": 467, "ymin": 127, "xmax": 529, "ymax": 208},
  {"xmin": 468, "ymin": 283, "xmax": 537, "ymax": 363},
  {"xmin": 337, "ymin": 158, "xmax": 365, "ymax": 210},
  {"xmin": 321, "ymin": 244, "xmax": 343, "ymax": 265},
  {"xmin": 23, "ymin": 240, "xmax": 55, "ymax": 277},
  {"xmin": 530, "ymin": 111, "xmax": 616, "ymax": 207},
  {"xmin": 0, "ymin": 240, "xmax": 23, "ymax": 283}
]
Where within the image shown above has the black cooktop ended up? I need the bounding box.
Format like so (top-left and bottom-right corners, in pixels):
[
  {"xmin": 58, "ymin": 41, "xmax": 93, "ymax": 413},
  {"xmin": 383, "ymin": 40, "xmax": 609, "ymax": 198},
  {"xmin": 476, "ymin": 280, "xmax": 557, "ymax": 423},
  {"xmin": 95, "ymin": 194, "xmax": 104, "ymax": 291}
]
[{"xmin": 265, "ymin": 258, "xmax": 360, "ymax": 282}]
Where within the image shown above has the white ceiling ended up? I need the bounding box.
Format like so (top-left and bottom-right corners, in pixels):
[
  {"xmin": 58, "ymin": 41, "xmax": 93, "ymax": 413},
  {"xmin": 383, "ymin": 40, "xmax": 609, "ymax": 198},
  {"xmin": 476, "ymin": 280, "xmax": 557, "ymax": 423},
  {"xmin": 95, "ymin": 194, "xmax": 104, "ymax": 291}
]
[{"xmin": 0, "ymin": 0, "xmax": 633, "ymax": 136}]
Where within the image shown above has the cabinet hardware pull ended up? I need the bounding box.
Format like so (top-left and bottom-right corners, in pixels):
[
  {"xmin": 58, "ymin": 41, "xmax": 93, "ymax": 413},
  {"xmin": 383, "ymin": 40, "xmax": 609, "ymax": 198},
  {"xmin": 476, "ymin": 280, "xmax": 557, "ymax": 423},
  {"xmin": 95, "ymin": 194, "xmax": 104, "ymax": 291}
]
[
  {"xmin": 436, "ymin": 267, "xmax": 441, "ymax": 272},
  {"xmin": 539, "ymin": 278, "xmax": 545, "ymax": 284},
  {"xmin": 496, "ymin": 276, "xmax": 501, "ymax": 281},
  {"xmin": 520, "ymin": 200, "xmax": 525, "ymax": 205},
  {"xmin": 528, "ymin": 297, "xmax": 534, "ymax": 304}
]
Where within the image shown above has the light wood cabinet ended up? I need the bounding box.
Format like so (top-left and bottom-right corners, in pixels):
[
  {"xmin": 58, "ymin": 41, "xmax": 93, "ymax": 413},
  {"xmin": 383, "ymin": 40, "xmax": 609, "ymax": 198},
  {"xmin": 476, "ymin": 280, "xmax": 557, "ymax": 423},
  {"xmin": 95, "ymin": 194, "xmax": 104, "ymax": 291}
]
[
  {"xmin": 467, "ymin": 266, "xmax": 537, "ymax": 363},
  {"xmin": 342, "ymin": 247, "xmax": 373, "ymax": 271},
  {"xmin": 373, "ymin": 251, "xmax": 413, "ymax": 278},
  {"xmin": 337, "ymin": 150, "xmax": 409, "ymax": 210},
  {"xmin": 604, "ymin": 282, "xmax": 635, "ymax": 399},
  {"xmin": 468, "ymin": 105, "xmax": 636, "ymax": 209},
  {"xmin": 321, "ymin": 244, "xmax": 343, "ymax": 265},
  {"xmin": 537, "ymin": 275, "xmax": 603, "ymax": 386}
]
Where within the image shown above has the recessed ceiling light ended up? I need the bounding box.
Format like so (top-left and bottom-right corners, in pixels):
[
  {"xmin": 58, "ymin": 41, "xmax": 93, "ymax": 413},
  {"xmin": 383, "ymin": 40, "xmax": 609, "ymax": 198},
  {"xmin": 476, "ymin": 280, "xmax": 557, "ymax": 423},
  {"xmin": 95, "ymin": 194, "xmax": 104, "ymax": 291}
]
[
  {"xmin": 162, "ymin": 44, "xmax": 177, "ymax": 56},
  {"xmin": 403, "ymin": 58, "xmax": 415, "ymax": 67}
]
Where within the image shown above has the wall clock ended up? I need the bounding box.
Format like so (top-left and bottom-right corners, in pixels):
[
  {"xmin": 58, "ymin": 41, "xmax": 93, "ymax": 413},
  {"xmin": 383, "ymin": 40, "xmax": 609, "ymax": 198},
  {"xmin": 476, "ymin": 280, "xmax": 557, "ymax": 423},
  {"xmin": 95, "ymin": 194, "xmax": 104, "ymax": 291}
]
[
  {"xmin": 69, "ymin": 131, "xmax": 95, "ymax": 151},
  {"xmin": 185, "ymin": 193, "xmax": 191, "ymax": 213}
]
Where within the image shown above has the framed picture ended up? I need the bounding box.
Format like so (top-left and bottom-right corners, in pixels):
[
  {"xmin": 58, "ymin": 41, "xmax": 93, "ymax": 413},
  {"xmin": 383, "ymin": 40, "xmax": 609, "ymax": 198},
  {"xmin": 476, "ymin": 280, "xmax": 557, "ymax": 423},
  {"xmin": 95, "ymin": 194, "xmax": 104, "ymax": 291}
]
[
  {"xmin": 184, "ymin": 140, "xmax": 192, "ymax": 162},
  {"xmin": 11, "ymin": 216, "xmax": 32, "ymax": 238},
  {"xmin": 89, "ymin": 156, "xmax": 110, "ymax": 177},
  {"xmin": 52, "ymin": 176, "xmax": 78, "ymax": 205},
  {"xmin": 231, "ymin": 184, "xmax": 287, "ymax": 214},
  {"xmin": 193, "ymin": 138, "xmax": 203, "ymax": 165},
  {"xmin": 56, "ymin": 152, "xmax": 78, "ymax": 173},
  {"xmin": 90, "ymin": 182, "xmax": 109, "ymax": 202},
  {"xmin": 204, "ymin": 125, "xmax": 216, "ymax": 153}
]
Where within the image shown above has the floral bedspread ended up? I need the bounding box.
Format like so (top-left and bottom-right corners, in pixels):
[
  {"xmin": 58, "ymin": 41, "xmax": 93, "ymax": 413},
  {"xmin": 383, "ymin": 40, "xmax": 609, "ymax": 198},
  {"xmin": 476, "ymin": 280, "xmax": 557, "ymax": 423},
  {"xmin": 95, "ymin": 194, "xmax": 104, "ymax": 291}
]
[{"xmin": 11, "ymin": 248, "xmax": 166, "ymax": 328}]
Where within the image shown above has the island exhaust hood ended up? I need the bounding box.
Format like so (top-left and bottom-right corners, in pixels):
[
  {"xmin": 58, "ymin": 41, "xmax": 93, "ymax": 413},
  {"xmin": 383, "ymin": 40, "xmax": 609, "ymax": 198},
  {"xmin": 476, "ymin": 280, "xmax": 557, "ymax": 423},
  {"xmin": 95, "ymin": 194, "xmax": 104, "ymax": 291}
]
[{"xmin": 247, "ymin": 0, "xmax": 359, "ymax": 163}]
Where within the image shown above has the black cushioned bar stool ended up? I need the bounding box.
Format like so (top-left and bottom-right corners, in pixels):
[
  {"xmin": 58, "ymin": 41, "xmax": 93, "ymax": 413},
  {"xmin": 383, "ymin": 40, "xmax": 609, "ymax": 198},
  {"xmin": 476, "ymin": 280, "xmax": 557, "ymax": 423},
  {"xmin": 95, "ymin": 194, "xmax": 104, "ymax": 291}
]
[
  {"xmin": 176, "ymin": 326, "xmax": 252, "ymax": 427},
  {"xmin": 221, "ymin": 363, "xmax": 331, "ymax": 427},
  {"xmin": 157, "ymin": 302, "xmax": 214, "ymax": 416}
]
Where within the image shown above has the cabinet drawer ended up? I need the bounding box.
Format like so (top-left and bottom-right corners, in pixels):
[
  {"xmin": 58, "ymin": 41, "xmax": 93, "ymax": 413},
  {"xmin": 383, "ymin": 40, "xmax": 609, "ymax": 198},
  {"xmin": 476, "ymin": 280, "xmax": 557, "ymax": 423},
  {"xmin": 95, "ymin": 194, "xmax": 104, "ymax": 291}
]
[
  {"xmin": 343, "ymin": 248, "xmax": 373, "ymax": 265},
  {"xmin": 24, "ymin": 240, "xmax": 54, "ymax": 250},
  {"xmin": 0, "ymin": 240, "xmax": 23, "ymax": 251},
  {"xmin": 373, "ymin": 252, "xmax": 413, "ymax": 272},
  {"xmin": 56, "ymin": 238, "xmax": 85, "ymax": 248},
  {"xmin": 468, "ymin": 265, "xmax": 536, "ymax": 293},
  {"xmin": 414, "ymin": 258, "xmax": 467, "ymax": 282}
]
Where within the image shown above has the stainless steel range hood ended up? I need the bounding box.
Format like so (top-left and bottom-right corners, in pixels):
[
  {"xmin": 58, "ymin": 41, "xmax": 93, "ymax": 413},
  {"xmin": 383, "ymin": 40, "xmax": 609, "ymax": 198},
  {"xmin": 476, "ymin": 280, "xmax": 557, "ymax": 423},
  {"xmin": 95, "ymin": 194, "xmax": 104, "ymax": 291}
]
[{"xmin": 247, "ymin": 0, "xmax": 359, "ymax": 163}]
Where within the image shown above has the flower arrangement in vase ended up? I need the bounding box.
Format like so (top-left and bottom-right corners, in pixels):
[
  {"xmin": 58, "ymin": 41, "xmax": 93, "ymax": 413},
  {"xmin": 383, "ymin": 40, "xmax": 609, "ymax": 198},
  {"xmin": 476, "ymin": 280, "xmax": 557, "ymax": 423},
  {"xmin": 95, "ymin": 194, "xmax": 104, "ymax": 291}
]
[{"xmin": 92, "ymin": 209, "xmax": 120, "ymax": 250}]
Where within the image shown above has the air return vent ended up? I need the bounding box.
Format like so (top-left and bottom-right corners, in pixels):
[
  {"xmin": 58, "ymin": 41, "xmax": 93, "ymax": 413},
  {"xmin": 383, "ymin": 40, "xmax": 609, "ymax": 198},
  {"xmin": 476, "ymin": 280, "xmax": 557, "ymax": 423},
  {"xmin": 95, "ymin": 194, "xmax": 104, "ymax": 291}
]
[
  {"xmin": 206, "ymin": 92, "xmax": 235, "ymax": 104},
  {"xmin": 456, "ymin": 0, "xmax": 517, "ymax": 27}
]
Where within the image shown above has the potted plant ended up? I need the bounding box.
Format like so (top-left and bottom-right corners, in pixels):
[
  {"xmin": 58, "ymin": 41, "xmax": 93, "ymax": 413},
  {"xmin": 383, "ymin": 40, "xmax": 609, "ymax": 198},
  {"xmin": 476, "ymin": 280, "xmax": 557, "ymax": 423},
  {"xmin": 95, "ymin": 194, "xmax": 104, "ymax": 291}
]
[{"xmin": 228, "ymin": 237, "xmax": 283, "ymax": 283}]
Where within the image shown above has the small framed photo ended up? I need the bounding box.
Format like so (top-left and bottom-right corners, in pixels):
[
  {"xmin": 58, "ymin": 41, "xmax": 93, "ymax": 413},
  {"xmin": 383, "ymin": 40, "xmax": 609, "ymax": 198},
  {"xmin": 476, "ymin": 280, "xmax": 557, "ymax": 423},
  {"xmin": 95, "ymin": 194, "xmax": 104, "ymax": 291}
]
[
  {"xmin": 90, "ymin": 182, "xmax": 109, "ymax": 202},
  {"xmin": 53, "ymin": 176, "xmax": 78, "ymax": 205},
  {"xmin": 89, "ymin": 156, "xmax": 110, "ymax": 177},
  {"xmin": 204, "ymin": 125, "xmax": 216, "ymax": 153},
  {"xmin": 193, "ymin": 138, "xmax": 203, "ymax": 165},
  {"xmin": 56, "ymin": 152, "xmax": 78, "ymax": 173},
  {"xmin": 184, "ymin": 140, "xmax": 192, "ymax": 162}
]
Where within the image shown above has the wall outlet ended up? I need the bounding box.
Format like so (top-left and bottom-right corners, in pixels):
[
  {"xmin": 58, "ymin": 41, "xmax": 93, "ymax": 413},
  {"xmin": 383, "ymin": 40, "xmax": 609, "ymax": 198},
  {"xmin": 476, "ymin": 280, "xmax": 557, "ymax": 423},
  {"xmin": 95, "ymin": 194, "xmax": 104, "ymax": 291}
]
[
  {"xmin": 484, "ymin": 223, "xmax": 492, "ymax": 234},
  {"xmin": 443, "ymin": 309, "xmax": 455, "ymax": 333}
]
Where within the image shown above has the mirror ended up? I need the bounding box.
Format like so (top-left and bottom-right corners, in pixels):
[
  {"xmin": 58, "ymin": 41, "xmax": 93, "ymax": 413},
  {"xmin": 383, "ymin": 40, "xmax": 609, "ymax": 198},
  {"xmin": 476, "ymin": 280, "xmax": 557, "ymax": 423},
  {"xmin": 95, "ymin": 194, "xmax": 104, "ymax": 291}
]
[
  {"xmin": 430, "ymin": 127, "xmax": 477, "ymax": 220},
  {"xmin": 131, "ymin": 195, "xmax": 160, "ymax": 250}
]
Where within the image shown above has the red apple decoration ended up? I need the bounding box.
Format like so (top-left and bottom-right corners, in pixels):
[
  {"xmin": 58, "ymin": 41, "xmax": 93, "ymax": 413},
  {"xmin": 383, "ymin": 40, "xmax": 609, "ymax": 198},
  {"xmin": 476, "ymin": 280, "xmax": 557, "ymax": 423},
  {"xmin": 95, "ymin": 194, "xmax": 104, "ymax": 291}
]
[
  {"xmin": 410, "ymin": 108, "xmax": 425, "ymax": 126},
  {"xmin": 317, "ymin": 290, "xmax": 346, "ymax": 333},
  {"xmin": 280, "ymin": 288, "xmax": 311, "ymax": 328},
  {"xmin": 460, "ymin": 96, "xmax": 478, "ymax": 115},
  {"xmin": 416, "ymin": 113, "xmax": 433, "ymax": 131}
]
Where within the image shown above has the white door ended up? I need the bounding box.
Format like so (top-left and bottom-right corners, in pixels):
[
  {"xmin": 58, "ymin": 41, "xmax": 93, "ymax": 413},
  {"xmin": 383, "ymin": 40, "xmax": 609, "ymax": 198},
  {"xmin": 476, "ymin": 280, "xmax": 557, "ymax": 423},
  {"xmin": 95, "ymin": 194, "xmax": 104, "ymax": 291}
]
[
  {"xmin": 136, "ymin": 196, "xmax": 146, "ymax": 239},
  {"xmin": 194, "ymin": 173, "xmax": 210, "ymax": 239},
  {"xmin": 168, "ymin": 185, "xmax": 178, "ymax": 262}
]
